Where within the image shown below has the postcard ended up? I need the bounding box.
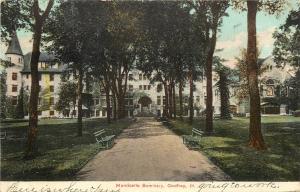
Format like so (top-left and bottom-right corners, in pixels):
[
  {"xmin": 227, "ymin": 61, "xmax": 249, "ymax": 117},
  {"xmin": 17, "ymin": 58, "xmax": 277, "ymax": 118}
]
[{"xmin": 0, "ymin": 0, "xmax": 299, "ymax": 192}]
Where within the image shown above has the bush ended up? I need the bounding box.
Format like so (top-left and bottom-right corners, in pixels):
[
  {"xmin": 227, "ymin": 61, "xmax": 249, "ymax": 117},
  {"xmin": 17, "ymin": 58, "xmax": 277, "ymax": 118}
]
[{"xmin": 293, "ymin": 110, "xmax": 300, "ymax": 117}]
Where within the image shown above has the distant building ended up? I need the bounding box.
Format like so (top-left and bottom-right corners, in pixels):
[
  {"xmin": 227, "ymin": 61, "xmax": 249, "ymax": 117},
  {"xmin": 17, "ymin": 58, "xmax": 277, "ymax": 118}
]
[
  {"xmin": 237, "ymin": 56, "xmax": 295, "ymax": 115},
  {"xmin": 4, "ymin": 34, "xmax": 295, "ymax": 118}
]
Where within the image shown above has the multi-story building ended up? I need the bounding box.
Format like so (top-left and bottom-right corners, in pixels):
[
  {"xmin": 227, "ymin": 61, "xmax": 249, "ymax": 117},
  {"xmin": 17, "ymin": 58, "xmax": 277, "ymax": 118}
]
[{"xmin": 4, "ymin": 34, "xmax": 295, "ymax": 119}]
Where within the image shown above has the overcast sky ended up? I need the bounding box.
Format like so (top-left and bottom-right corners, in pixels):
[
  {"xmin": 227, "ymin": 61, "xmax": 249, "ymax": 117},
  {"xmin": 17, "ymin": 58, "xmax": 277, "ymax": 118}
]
[{"xmin": 1, "ymin": 1, "xmax": 298, "ymax": 69}]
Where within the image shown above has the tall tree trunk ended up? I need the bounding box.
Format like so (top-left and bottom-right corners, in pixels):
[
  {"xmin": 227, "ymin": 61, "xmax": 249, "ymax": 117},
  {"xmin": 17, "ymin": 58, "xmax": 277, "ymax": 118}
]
[
  {"xmin": 247, "ymin": 1, "xmax": 266, "ymax": 150},
  {"xmin": 117, "ymin": 96, "xmax": 125, "ymax": 119},
  {"xmin": 189, "ymin": 70, "xmax": 194, "ymax": 124},
  {"xmin": 205, "ymin": 28, "xmax": 217, "ymax": 134},
  {"xmin": 179, "ymin": 80, "xmax": 183, "ymax": 120},
  {"xmin": 26, "ymin": 21, "xmax": 42, "ymax": 157},
  {"xmin": 105, "ymin": 83, "xmax": 111, "ymax": 124},
  {"xmin": 172, "ymin": 83, "xmax": 176, "ymax": 119},
  {"xmin": 163, "ymin": 82, "xmax": 169, "ymax": 118},
  {"xmin": 77, "ymin": 69, "xmax": 83, "ymax": 137},
  {"xmin": 219, "ymin": 73, "xmax": 231, "ymax": 119},
  {"xmin": 25, "ymin": 0, "xmax": 54, "ymax": 158},
  {"xmin": 169, "ymin": 84, "xmax": 173, "ymax": 118},
  {"xmin": 112, "ymin": 94, "xmax": 117, "ymax": 120}
]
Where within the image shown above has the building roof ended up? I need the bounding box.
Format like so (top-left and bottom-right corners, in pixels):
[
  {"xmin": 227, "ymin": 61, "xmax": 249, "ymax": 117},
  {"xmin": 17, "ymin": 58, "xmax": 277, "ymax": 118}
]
[
  {"xmin": 5, "ymin": 32, "xmax": 23, "ymax": 56},
  {"xmin": 22, "ymin": 52, "xmax": 67, "ymax": 73}
]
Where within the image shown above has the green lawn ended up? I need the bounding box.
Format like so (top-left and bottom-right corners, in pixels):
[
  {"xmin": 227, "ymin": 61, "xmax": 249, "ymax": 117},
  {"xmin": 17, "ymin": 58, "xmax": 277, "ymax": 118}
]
[
  {"xmin": 168, "ymin": 116, "xmax": 300, "ymax": 181},
  {"xmin": 0, "ymin": 118, "xmax": 133, "ymax": 180}
]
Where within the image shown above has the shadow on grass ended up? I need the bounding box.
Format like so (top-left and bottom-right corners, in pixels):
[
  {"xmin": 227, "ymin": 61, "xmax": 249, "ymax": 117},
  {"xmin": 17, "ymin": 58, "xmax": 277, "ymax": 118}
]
[
  {"xmin": 1, "ymin": 118, "xmax": 133, "ymax": 180},
  {"xmin": 169, "ymin": 117, "xmax": 300, "ymax": 181}
]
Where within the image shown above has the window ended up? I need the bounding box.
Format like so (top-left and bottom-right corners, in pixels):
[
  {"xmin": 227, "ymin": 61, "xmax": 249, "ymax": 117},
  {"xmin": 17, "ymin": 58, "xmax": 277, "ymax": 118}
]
[
  {"xmin": 18, "ymin": 58, "xmax": 22, "ymax": 64},
  {"xmin": 215, "ymin": 90, "xmax": 219, "ymax": 97},
  {"xmin": 129, "ymin": 85, "xmax": 133, "ymax": 91},
  {"xmin": 38, "ymin": 111, "xmax": 42, "ymax": 116},
  {"xmin": 163, "ymin": 96, "xmax": 166, "ymax": 106},
  {"xmin": 95, "ymin": 98, "xmax": 99, "ymax": 105},
  {"xmin": 139, "ymin": 85, "xmax": 143, "ymax": 90},
  {"xmin": 12, "ymin": 85, "xmax": 18, "ymax": 92},
  {"xmin": 139, "ymin": 74, "xmax": 142, "ymax": 80},
  {"xmin": 50, "ymin": 97, "xmax": 54, "ymax": 105},
  {"xmin": 96, "ymin": 110, "xmax": 100, "ymax": 117},
  {"xmin": 157, "ymin": 96, "xmax": 161, "ymax": 105},
  {"xmin": 8, "ymin": 57, "xmax": 11, "ymax": 62},
  {"xmin": 266, "ymin": 86, "xmax": 274, "ymax": 96},
  {"xmin": 50, "ymin": 85, "xmax": 54, "ymax": 92},
  {"xmin": 196, "ymin": 96, "xmax": 200, "ymax": 102},
  {"xmin": 143, "ymin": 74, "xmax": 147, "ymax": 80},
  {"xmin": 12, "ymin": 73, "xmax": 17, "ymax": 80},
  {"xmin": 144, "ymin": 85, "xmax": 147, "ymax": 90},
  {"xmin": 26, "ymin": 86, "xmax": 29, "ymax": 91},
  {"xmin": 12, "ymin": 96, "xmax": 17, "ymax": 105},
  {"xmin": 184, "ymin": 96, "xmax": 188, "ymax": 103},
  {"xmin": 102, "ymin": 109, "xmax": 106, "ymax": 117},
  {"xmin": 26, "ymin": 74, "xmax": 29, "ymax": 79},
  {"xmin": 39, "ymin": 74, "xmax": 42, "ymax": 81},
  {"xmin": 38, "ymin": 97, "xmax": 42, "ymax": 105},
  {"xmin": 50, "ymin": 74, "xmax": 54, "ymax": 81},
  {"xmin": 157, "ymin": 84, "xmax": 162, "ymax": 92},
  {"xmin": 129, "ymin": 74, "xmax": 133, "ymax": 80},
  {"xmin": 49, "ymin": 111, "xmax": 54, "ymax": 116},
  {"xmin": 148, "ymin": 85, "xmax": 151, "ymax": 90},
  {"xmin": 39, "ymin": 85, "xmax": 42, "ymax": 92}
]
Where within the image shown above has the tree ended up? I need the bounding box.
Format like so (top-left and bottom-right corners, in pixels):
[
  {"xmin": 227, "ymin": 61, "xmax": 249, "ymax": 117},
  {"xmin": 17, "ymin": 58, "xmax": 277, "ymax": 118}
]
[
  {"xmin": 214, "ymin": 57, "xmax": 235, "ymax": 119},
  {"xmin": 45, "ymin": 1, "xmax": 106, "ymax": 136},
  {"xmin": 233, "ymin": 0, "xmax": 286, "ymax": 150},
  {"xmin": 55, "ymin": 81, "xmax": 77, "ymax": 118},
  {"xmin": 0, "ymin": 59, "xmax": 12, "ymax": 119},
  {"xmin": 1, "ymin": 0, "xmax": 54, "ymax": 158},
  {"xmin": 273, "ymin": 7, "xmax": 300, "ymax": 69},
  {"xmin": 15, "ymin": 85, "xmax": 25, "ymax": 119},
  {"xmin": 0, "ymin": 70, "xmax": 7, "ymax": 119},
  {"xmin": 192, "ymin": 1, "xmax": 229, "ymax": 133}
]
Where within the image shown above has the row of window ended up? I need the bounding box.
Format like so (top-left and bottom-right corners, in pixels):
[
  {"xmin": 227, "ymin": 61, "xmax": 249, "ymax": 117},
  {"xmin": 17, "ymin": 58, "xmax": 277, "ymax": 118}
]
[
  {"xmin": 11, "ymin": 73, "xmax": 55, "ymax": 81},
  {"xmin": 7, "ymin": 57, "xmax": 23, "ymax": 64},
  {"xmin": 10, "ymin": 96, "xmax": 55, "ymax": 106},
  {"xmin": 11, "ymin": 85, "xmax": 55, "ymax": 92},
  {"xmin": 156, "ymin": 95, "xmax": 202, "ymax": 105},
  {"xmin": 38, "ymin": 97, "xmax": 55, "ymax": 105},
  {"xmin": 139, "ymin": 85, "xmax": 151, "ymax": 91},
  {"xmin": 128, "ymin": 74, "xmax": 149, "ymax": 81},
  {"xmin": 39, "ymin": 62, "xmax": 56, "ymax": 69}
]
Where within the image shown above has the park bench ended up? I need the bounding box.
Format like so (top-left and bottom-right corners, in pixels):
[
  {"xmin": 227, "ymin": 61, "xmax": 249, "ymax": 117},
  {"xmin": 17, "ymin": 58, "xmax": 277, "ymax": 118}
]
[
  {"xmin": 93, "ymin": 129, "xmax": 115, "ymax": 149},
  {"xmin": 182, "ymin": 128, "xmax": 204, "ymax": 149}
]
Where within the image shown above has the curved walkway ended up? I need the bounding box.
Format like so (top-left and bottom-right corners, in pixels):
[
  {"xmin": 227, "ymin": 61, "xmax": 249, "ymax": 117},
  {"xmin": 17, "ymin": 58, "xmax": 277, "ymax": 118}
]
[{"xmin": 76, "ymin": 117, "xmax": 230, "ymax": 181}]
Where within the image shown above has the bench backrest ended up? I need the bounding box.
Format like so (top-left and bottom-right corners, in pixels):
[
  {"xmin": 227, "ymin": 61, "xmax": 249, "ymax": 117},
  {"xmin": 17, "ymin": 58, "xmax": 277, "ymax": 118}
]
[
  {"xmin": 192, "ymin": 128, "xmax": 204, "ymax": 136},
  {"xmin": 94, "ymin": 129, "xmax": 105, "ymax": 137}
]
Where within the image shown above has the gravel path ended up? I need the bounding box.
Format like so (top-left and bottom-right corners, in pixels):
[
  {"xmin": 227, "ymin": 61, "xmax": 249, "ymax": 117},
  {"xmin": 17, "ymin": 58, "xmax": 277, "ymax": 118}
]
[{"xmin": 76, "ymin": 117, "xmax": 230, "ymax": 181}]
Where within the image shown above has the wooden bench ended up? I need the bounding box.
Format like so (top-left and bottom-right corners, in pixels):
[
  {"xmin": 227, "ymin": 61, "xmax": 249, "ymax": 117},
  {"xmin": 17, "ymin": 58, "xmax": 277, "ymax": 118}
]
[
  {"xmin": 94, "ymin": 129, "xmax": 115, "ymax": 149},
  {"xmin": 182, "ymin": 128, "xmax": 204, "ymax": 149}
]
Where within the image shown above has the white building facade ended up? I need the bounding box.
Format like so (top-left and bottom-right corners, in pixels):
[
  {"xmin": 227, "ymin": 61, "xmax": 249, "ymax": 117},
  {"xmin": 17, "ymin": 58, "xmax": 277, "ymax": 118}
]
[{"xmin": 4, "ymin": 34, "xmax": 295, "ymax": 119}]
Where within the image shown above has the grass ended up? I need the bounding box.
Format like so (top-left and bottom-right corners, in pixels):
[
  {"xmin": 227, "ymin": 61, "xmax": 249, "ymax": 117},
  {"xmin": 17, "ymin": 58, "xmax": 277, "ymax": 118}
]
[
  {"xmin": 0, "ymin": 118, "xmax": 133, "ymax": 180},
  {"xmin": 168, "ymin": 116, "xmax": 300, "ymax": 181}
]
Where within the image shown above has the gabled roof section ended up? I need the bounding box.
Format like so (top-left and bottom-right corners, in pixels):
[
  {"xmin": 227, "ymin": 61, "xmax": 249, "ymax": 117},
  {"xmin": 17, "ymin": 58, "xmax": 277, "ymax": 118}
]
[{"xmin": 5, "ymin": 32, "xmax": 23, "ymax": 56}]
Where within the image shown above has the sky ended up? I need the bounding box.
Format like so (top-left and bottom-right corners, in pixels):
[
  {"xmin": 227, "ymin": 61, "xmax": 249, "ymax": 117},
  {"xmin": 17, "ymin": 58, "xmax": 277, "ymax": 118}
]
[{"xmin": 1, "ymin": 1, "xmax": 298, "ymax": 69}]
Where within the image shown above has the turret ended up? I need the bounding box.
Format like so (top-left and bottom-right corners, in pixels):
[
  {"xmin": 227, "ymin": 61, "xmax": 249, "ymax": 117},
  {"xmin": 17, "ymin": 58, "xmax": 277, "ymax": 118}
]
[{"xmin": 5, "ymin": 32, "xmax": 24, "ymax": 66}]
